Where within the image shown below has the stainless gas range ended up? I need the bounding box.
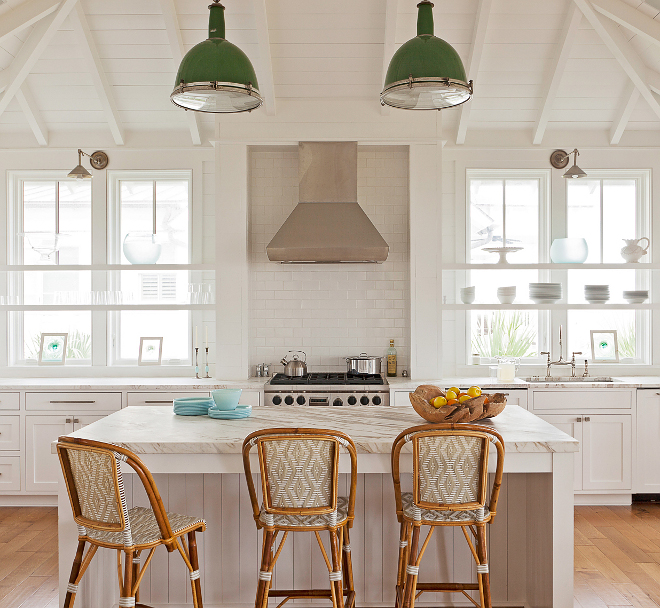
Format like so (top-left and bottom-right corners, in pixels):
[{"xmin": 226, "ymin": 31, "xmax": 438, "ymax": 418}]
[{"xmin": 264, "ymin": 372, "xmax": 390, "ymax": 407}]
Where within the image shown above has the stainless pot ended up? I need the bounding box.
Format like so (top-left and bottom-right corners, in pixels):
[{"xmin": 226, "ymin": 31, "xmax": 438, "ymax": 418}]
[
  {"xmin": 280, "ymin": 351, "xmax": 307, "ymax": 377},
  {"xmin": 346, "ymin": 353, "xmax": 382, "ymax": 375}
]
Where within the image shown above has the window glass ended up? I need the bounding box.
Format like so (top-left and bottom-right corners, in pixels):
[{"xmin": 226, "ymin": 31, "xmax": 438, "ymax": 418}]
[
  {"xmin": 118, "ymin": 311, "xmax": 189, "ymax": 362},
  {"xmin": 18, "ymin": 311, "xmax": 92, "ymax": 363},
  {"xmin": 471, "ymin": 310, "xmax": 538, "ymax": 359}
]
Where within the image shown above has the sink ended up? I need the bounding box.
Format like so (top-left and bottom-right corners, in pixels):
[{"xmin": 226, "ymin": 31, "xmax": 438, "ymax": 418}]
[{"xmin": 520, "ymin": 376, "xmax": 618, "ymax": 383}]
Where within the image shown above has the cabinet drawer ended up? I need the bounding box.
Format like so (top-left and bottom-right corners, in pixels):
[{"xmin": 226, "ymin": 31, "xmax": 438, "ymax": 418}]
[
  {"xmin": 0, "ymin": 416, "xmax": 20, "ymax": 450},
  {"xmin": 532, "ymin": 390, "xmax": 632, "ymax": 411},
  {"xmin": 26, "ymin": 392, "xmax": 122, "ymax": 411},
  {"xmin": 0, "ymin": 457, "xmax": 20, "ymax": 491},
  {"xmin": 0, "ymin": 393, "xmax": 19, "ymax": 410},
  {"xmin": 239, "ymin": 390, "xmax": 261, "ymax": 407},
  {"xmin": 392, "ymin": 391, "xmax": 412, "ymax": 407},
  {"xmin": 127, "ymin": 392, "xmax": 210, "ymax": 406}
]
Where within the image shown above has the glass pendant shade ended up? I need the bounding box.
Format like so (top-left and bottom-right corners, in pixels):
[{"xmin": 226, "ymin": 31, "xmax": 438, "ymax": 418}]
[
  {"xmin": 68, "ymin": 149, "xmax": 92, "ymax": 179},
  {"xmin": 170, "ymin": 1, "xmax": 263, "ymax": 113},
  {"xmin": 381, "ymin": 1, "xmax": 472, "ymax": 110}
]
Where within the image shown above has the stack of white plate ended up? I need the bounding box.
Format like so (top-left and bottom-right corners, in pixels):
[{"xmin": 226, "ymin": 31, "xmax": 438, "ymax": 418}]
[
  {"xmin": 584, "ymin": 285, "xmax": 610, "ymax": 304},
  {"xmin": 529, "ymin": 283, "xmax": 562, "ymax": 303},
  {"xmin": 623, "ymin": 290, "xmax": 648, "ymax": 304},
  {"xmin": 497, "ymin": 286, "xmax": 516, "ymax": 304}
]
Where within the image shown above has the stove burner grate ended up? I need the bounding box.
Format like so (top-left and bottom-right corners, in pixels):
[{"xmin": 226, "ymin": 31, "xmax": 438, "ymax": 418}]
[{"xmin": 269, "ymin": 372, "xmax": 385, "ymax": 386}]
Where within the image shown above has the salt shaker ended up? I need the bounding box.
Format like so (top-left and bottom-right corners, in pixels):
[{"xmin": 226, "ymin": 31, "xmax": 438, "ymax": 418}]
[
  {"xmin": 256, "ymin": 364, "xmax": 263, "ymax": 377},
  {"xmin": 263, "ymin": 364, "xmax": 270, "ymax": 377}
]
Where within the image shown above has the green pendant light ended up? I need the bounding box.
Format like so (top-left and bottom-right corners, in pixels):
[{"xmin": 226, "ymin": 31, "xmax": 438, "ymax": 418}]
[
  {"xmin": 170, "ymin": 1, "xmax": 263, "ymax": 113},
  {"xmin": 381, "ymin": 1, "xmax": 472, "ymax": 110}
]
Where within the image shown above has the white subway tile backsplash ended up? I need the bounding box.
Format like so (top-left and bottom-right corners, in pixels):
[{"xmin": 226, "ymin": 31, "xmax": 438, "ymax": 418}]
[{"xmin": 248, "ymin": 146, "xmax": 410, "ymax": 372}]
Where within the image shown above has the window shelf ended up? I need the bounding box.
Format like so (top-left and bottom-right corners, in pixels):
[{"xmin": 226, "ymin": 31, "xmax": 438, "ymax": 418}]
[
  {"xmin": 444, "ymin": 303, "xmax": 653, "ymax": 310},
  {"xmin": 0, "ymin": 264, "xmax": 215, "ymax": 272},
  {"xmin": 0, "ymin": 304, "xmax": 215, "ymax": 311},
  {"xmin": 442, "ymin": 263, "xmax": 655, "ymax": 270}
]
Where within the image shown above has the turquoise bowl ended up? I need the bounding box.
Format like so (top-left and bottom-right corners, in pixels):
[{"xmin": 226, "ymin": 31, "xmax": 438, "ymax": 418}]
[{"xmin": 211, "ymin": 389, "xmax": 242, "ymax": 411}]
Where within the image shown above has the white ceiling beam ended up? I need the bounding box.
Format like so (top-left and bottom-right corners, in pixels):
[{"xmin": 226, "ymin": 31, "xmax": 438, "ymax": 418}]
[
  {"xmin": 609, "ymin": 82, "xmax": 639, "ymax": 145},
  {"xmin": 648, "ymin": 68, "xmax": 660, "ymax": 94},
  {"xmin": 253, "ymin": 0, "xmax": 276, "ymax": 116},
  {"xmin": 456, "ymin": 0, "xmax": 492, "ymax": 145},
  {"xmin": 532, "ymin": 4, "xmax": 581, "ymax": 145},
  {"xmin": 158, "ymin": 0, "xmax": 202, "ymax": 145},
  {"xmin": 574, "ymin": 0, "xmax": 660, "ymax": 122},
  {"xmin": 0, "ymin": 0, "xmax": 60, "ymax": 47},
  {"xmin": 70, "ymin": 2, "xmax": 125, "ymax": 146},
  {"xmin": 0, "ymin": 0, "xmax": 78, "ymax": 120},
  {"xmin": 380, "ymin": 0, "xmax": 398, "ymax": 116},
  {"xmin": 591, "ymin": 0, "xmax": 660, "ymax": 48},
  {"xmin": 15, "ymin": 84, "xmax": 48, "ymax": 146}
]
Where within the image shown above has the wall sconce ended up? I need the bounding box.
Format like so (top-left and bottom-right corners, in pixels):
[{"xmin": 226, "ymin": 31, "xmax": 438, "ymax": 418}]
[
  {"xmin": 550, "ymin": 149, "xmax": 587, "ymax": 179},
  {"xmin": 67, "ymin": 149, "xmax": 109, "ymax": 179}
]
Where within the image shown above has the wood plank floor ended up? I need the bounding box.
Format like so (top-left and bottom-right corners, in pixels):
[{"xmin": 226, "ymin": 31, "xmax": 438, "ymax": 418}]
[{"xmin": 3, "ymin": 504, "xmax": 660, "ymax": 607}]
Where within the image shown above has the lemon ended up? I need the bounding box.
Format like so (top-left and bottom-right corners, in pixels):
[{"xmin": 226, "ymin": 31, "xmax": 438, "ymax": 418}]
[
  {"xmin": 458, "ymin": 395, "xmax": 471, "ymax": 403},
  {"xmin": 431, "ymin": 396, "xmax": 447, "ymax": 408},
  {"xmin": 445, "ymin": 390, "xmax": 458, "ymax": 400},
  {"xmin": 467, "ymin": 386, "xmax": 482, "ymax": 398},
  {"xmin": 448, "ymin": 387, "xmax": 460, "ymax": 396}
]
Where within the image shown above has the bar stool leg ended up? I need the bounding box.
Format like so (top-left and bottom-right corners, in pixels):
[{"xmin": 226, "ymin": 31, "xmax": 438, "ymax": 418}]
[
  {"xmin": 121, "ymin": 549, "xmax": 135, "ymax": 608},
  {"xmin": 329, "ymin": 529, "xmax": 344, "ymax": 608},
  {"xmin": 475, "ymin": 524, "xmax": 491, "ymax": 608},
  {"xmin": 396, "ymin": 521, "xmax": 410, "ymax": 602},
  {"xmin": 255, "ymin": 530, "xmax": 275, "ymax": 608},
  {"xmin": 132, "ymin": 551, "xmax": 141, "ymax": 605},
  {"xmin": 63, "ymin": 540, "xmax": 86, "ymax": 608},
  {"xmin": 188, "ymin": 531, "xmax": 204, "ymax": 608},
  {"xmin": 341, "ymin": 525, "xmax": 355, "ymax": 608},
  {"xmin": 402, "ymin": 523, "xmax": 420, "ymax": 608}
]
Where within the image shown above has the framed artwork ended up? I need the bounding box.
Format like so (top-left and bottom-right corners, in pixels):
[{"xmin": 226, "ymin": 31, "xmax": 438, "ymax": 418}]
[
  {"xmin": 590, "ymin": 330, "xmax": 619, "ymax": 363},
  {"xmin": 38, "ymin": 333, "xmax": 68, "ymax": 365},
  {"xmin": 138, "ymin": 337, "xmax": 163, "ymax": 366}
]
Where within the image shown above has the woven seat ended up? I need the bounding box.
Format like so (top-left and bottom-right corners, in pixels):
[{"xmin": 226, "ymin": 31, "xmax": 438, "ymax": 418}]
[
  {"xmin": 391, "ymin": 424, "xmax": 505, "ymax": 608},
  {"xmin": 57, "ymin": 437, "xmax": 205, "ymax": 608},
  {"xmin": 243, "ymin": 428, "xmax": 359, "ymax": 608},
  {"xmin": 401, "ymin": 493, "xmax": 491, "ymax": 524},
  {"xmin": 84, "ymin": 506, "xmax": 205, "ymax": 547},
  {"xmin": 259, "ymin": 496, "xmax": 349, "ymax": 529}
]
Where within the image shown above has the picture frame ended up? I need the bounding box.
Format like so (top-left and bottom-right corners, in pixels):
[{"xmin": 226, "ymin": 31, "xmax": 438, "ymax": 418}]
[
  {"xmin": 38, "ymin": 333, "xmax": 68, "ymax": 365},
  {"xmin": 590, "ymin": 330, "xmax": 619, "ymax": 363},
  {"xmin": 138, "ymin": 337, "xmax": 163, "ymax": 366}
]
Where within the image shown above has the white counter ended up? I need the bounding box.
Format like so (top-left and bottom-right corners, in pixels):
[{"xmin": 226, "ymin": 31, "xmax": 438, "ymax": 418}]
[{"xmin": 59, "ymin": 405, "xmax": 575, "ymax": 608}]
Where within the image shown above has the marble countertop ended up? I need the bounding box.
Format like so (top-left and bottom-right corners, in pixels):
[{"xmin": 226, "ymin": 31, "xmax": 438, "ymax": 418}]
[
  {"xmin": 387, "ymin": 377, "xmax": 660, "ymax": 389},
  {"xmin": 66, "ymin": 404, "xmax": 579, "ymax": 455},
  {"xmin": 0, "ymin": 377, "xmax": 266, "ymax": 391}
]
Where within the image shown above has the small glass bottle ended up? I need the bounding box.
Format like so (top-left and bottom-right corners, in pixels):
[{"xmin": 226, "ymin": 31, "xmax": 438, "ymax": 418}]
[{"xmin": 387, "ymin": 339, "xmax": 397, "ymax": 377}]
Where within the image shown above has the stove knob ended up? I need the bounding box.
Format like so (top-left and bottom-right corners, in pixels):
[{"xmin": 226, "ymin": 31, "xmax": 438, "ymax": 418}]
[
  {"xmin": 347, "ymin": 396, "xmax": 357, "ymax": 405},
  {"xmin": 333, "ymin": 398, "xmax": 343, "ymax": 407},
  {"xmin": 285, "ymin": 395, "xmax": 294, "ymax": 405},
  {"xmin": 360, "ymin": 396, "xmax": 369, "ymax": 405},
  {"xmin": 372, "ymin": 396, "xmax": 382, "ymax": 405},
  {"xmin": 296, "ymin": 395, "xmax": 306, "ymax": 405},
  {"xmin": 272, "ymin": 395, "xmax": 282, "ymax": 405}
]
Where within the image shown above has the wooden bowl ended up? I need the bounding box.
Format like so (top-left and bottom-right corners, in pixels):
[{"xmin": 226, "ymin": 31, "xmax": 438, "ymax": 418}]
[{"xmin": 408, "ymin": 385, "xmax": 507, "ymax": 424}]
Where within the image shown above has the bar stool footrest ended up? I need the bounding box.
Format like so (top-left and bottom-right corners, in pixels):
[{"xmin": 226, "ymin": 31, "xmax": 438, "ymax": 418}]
[
  {"xmin": 415, "ymin": 583, "xmax": 480, "ymax": 591},
  {"xmin": 268, "ymin": 589, "xmax": 354, "ymax": 598}
]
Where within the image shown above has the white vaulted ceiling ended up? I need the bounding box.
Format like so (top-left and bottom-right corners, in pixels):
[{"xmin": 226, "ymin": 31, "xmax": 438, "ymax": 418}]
[{"xmin": 2, "ymin": 0, "xmax": 660, "ymax": 147}]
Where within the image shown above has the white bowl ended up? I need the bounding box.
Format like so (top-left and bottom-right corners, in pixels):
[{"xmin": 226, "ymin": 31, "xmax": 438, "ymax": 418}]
[{"xmin": 497, "ymin": 294, "xmax": 516, "ymax": 304}]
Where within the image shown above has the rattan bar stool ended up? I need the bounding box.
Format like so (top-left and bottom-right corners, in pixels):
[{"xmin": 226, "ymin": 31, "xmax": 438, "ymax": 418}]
[
  {"xmin": 391, "ymin": 423, "xmax": 505, "ymax": 608},
  {"xmin": 57, "ymin": 436, "xmax": 206, "ymax": 608},
  {"xmin": 242, "ymin": 428, "xmax": 358, "ymax": 608}
]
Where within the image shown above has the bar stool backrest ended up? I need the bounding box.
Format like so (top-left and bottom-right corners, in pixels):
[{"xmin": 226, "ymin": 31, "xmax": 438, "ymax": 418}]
[
  {"xmin": 57, "ymin": 437, "xmax": 174, "ymax": 545},
  {"xmin": 392, "ymin": 424, "xmax": 505, "ymax": 516},
  {"xmin": 243, "ymin": 428, "xmax": 358, "ymax": 522}
]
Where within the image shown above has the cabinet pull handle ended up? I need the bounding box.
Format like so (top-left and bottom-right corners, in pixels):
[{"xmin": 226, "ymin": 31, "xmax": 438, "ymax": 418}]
[
  {"xmin": 51, "ymin": 400, "xmax": 96, "ymax": 404},
  {"xmin": 577, "ymin": 417, "xmax": 582, "ymax": 422},
  {"xmin": 66, "ymin": 418, "xmax": 72, "ymax": 423},
  {"xmin": 144, "ymin": 401, "xmax": 172, "ymax": 404},
  {"xmin": 73, "ymin": 418, "xmax": 80, "ymax": 424},
  {"xmin": 584, "ymin": 416, "xmax": 591, "ymax": 422}
]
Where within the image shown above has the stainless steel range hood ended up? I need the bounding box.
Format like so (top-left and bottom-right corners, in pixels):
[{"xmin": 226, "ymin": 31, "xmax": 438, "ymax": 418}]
[{"xmin": 266, "ymin": 142, "xmax": 389, "ymax": 263}]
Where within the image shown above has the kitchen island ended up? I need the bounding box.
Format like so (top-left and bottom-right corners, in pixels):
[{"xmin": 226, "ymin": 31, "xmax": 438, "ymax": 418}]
[{"xmin": 58, "ymin": 405, "xmax": 577, "ymax": 608}]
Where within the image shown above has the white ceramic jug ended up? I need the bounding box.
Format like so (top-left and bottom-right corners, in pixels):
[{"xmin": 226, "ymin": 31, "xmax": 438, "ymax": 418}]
[{"xmin": 620, "ymin": 237, "xmax": 650, "ymax": 263}]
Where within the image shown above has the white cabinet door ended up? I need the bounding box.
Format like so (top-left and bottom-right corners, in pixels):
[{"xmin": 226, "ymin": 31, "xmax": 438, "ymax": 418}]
[
  {"xmin": 582, "ymin": 414, "xmax": 632, "ymax": 491},
  {"xmin": 537, "ymin": 414, "xmax": 583, "ymax": 491},
  {"xmin": 25, "ymin": 415, "xmax": 72, "ymax": 493},
  {"xmin": 635, "ymin": 390, "xmax": 660, "ymax": 493},
  {"xmin": 239, "ymin": 390, "xmax": 261, "ymax": 407},
  {"xmin": 500, "ymin": 390, "xmax": 528, "ymax": 409}
]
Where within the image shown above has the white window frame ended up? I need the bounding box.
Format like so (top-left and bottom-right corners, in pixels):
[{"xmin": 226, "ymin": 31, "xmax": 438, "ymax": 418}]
[{"xmin": 107, "ymin": 170, "xmax": 194, "ymax": 366}]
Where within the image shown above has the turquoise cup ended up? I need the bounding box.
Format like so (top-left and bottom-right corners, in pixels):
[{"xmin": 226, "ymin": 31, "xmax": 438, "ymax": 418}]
[{"xmin": 211, "ymin": 389, "xmax": 242, "ymax": 411}]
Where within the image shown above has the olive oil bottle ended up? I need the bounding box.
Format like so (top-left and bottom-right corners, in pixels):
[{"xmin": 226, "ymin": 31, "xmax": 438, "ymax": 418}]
[{"xmin": 387, "ymin": 339, "xmax": 397, "ymax": 377}]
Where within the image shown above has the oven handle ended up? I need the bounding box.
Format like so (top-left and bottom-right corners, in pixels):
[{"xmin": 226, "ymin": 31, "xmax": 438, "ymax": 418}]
[{"xmin": 308, "ymin": 397, "xmax": 330, "ymax": 406}]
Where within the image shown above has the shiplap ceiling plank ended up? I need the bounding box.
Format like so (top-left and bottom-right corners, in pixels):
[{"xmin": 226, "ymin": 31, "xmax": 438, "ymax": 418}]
[
  {"xmin": 158, "ymin": 0, "xmax": 202, "ymax": 145},
  {"xmin": 532, "ymin": 3, "xmax": 582, "ymax": 145},
  {"xmin": 70, "ymin": 2, "xmax": 125, "ymax": 145},
  {"xmin": 456, "ymin": 0, "xmax": 492, "ymax": 145},
  {"xmin": 380, "ymin": 0, "xmax": 397, "ymax": 116},
  {"xmin": 0, "ymin": 0, "xmax": 60, "ymax": 47},
  {"xmin": 575, "ymin": 0, "xmax": 660, "ymax": 124},
  {"xmin": 610, "ymin": 81, "xmax": 640, "ymax": 144},
  {"xmin": 0, "ymin": 0, "xmax": 78, "ymax": 119},
  {"xmin": 15, "ymin": 83, "xmax": 48, "ymax": 145},
  {"xmin": 253, "ymin": 0, "xmax": 276, "ymax": 116},
  {"xmin": 591, "ymin": 0, "xmax": 660, "ymax": 48}
]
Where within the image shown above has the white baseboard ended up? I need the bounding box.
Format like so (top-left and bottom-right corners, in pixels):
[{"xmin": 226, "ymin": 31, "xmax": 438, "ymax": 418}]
[
  {"xmin": 0, "ymin": 494, "xmax": 57, "ymax": 506},
  {"xmin": 574, "ymin": 493, "xmax": 632, "ymax": 506}
]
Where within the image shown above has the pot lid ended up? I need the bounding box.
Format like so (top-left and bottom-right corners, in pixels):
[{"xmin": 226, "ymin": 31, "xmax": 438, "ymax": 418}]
[{"xmin": 347, "ymin": 353, "xmax": 382, "ymax": 360}]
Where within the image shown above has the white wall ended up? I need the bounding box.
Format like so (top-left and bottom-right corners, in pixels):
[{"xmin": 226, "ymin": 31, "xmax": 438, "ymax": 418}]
[{"xmin": 248, "ymin": 146, "xmax": 410, "ymax": 374}]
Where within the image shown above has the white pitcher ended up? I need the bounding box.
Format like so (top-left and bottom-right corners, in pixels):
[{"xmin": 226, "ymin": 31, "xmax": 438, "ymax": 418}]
[{"xmin": 620, "ymin": 237, "xmax": 650, "ymax": 263}]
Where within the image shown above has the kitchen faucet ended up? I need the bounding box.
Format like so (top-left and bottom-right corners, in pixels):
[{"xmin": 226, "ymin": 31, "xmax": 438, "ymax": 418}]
[{"xmin": 540, "ymin": 325, "xmax": 582, "ymax": 378}]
